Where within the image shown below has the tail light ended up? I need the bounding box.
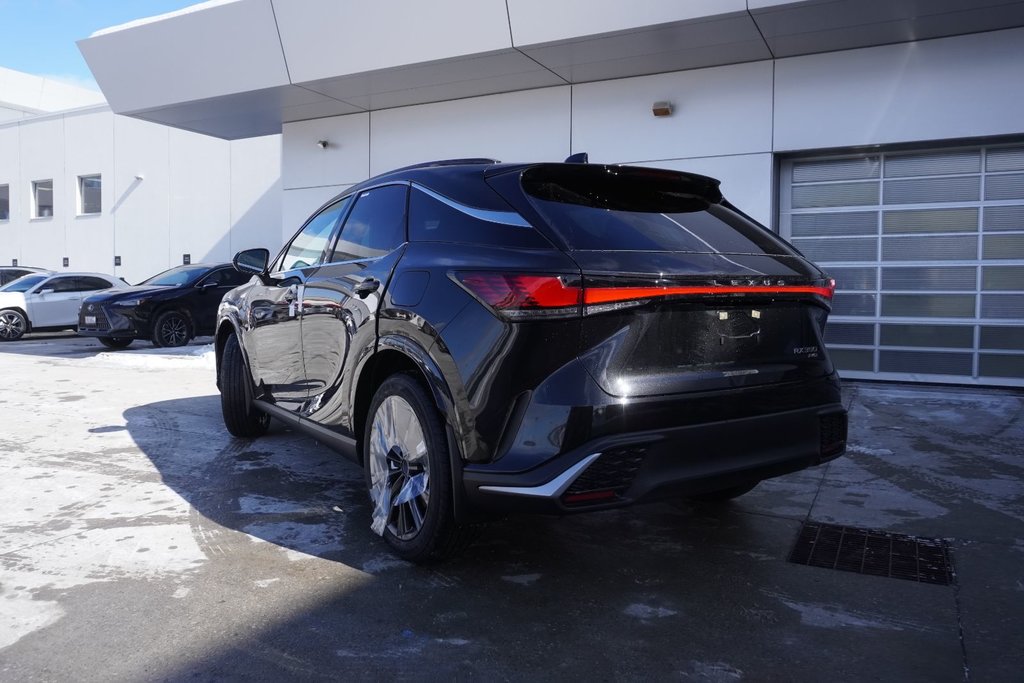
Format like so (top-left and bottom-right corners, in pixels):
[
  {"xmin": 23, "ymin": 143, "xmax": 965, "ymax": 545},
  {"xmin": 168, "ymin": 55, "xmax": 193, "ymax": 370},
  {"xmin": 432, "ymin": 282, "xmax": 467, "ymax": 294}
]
[
  {"xmin": 453, "ymin": 272, "xmax": 835, "ymax": 320},
  {"xmin": 452, "ymin": 273, "xmax": 582, "ymax": 319}
]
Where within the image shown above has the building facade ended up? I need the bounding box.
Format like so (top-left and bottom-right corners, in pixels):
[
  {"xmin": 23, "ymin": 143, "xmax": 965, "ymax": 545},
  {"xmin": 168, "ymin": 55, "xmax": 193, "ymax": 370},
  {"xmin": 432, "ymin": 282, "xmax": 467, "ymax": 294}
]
[
  {"xmin": 75, "ymin": 0, "xmax": 1024, "ymax": 385},
  {"xmin": 0, "ymin": 71, "xmax": 281, "ymax": 285}
]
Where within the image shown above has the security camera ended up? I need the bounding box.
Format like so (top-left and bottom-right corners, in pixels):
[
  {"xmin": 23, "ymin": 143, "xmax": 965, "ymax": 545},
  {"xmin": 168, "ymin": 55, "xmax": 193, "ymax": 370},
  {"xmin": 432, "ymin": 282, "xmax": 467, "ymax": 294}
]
[{"xmin": 316, "ymin": 140, "xmax": 329, "ymax": 149}]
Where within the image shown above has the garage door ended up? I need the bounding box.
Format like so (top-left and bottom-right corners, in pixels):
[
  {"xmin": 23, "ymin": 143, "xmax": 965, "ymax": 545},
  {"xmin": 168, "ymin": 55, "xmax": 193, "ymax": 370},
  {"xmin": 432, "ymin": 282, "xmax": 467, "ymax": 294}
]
[{"xmin": 779, "ymin": 144, "xmax": 1024, "ymax": 387}]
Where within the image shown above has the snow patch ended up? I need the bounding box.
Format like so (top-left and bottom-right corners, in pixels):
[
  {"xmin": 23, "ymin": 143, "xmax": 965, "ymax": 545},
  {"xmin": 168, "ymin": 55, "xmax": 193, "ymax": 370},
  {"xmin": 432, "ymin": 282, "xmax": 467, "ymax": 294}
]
[{"xmin": 0, "ymin": 592, "xmax": 64, "ymax": 650}]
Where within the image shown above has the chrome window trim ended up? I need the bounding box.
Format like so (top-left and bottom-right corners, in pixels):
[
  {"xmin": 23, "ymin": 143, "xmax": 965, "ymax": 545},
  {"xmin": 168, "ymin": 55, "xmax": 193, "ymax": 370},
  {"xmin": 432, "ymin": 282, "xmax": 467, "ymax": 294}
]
[{"xmin": 412, "ymin": 183, "xmax": 531, "ymax": 228}]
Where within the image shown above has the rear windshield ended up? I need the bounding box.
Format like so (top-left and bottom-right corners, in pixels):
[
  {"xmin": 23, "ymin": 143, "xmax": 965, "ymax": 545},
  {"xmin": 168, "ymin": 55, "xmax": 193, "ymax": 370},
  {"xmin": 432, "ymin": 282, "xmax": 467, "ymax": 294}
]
[{"xmin": 522, "ymin": 166, "xmax": 792, "ymax": 255}]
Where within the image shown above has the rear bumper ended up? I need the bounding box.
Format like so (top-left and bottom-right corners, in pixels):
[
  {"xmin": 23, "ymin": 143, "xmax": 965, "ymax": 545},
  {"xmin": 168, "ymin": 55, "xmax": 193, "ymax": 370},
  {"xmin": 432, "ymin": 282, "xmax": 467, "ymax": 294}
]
[{"xmin": 462, "ymin": 403, "xmax": 846, "ymax": 514}]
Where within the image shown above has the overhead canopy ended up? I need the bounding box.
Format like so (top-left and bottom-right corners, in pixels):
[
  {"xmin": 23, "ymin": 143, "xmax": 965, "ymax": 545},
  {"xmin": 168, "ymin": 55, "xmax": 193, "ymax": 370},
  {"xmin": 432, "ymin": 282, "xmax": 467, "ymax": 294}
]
[{"xmin": 78, "ymin": 0, "xmax": 1024, "ymax": 139}]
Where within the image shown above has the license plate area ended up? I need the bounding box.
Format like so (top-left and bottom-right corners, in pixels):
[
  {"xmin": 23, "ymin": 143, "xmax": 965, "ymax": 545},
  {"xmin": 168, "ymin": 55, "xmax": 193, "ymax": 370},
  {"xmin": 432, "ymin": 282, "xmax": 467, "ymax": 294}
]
[{"xmin": 84, "ymin": 315, "xmax": 96, "ymax": 325}]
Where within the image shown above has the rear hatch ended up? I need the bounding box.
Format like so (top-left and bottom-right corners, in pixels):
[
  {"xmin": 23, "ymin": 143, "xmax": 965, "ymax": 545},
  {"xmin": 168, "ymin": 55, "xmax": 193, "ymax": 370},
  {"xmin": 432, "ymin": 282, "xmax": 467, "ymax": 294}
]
[{"xmin": 491, "ymin": 164, "xmax": 836, "ymax": 397}]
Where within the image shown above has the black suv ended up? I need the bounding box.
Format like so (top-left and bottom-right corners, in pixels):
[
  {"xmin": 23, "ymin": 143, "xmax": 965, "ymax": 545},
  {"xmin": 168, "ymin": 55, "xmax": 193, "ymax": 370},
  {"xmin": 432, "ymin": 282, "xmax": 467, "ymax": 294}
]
[
  {"xmin": 216, "ymin": 159, "xmax": 847, "ymax": 561},
  {"xmin": 79, "ymin": 263, "xmax": 252, "ymax": 348}
]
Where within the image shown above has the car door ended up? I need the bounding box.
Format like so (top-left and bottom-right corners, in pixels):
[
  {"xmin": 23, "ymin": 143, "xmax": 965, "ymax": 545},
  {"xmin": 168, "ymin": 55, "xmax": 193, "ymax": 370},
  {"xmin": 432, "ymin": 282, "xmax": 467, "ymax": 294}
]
[
  {"xmin": 300, "ymin": 184, "xmax": 409, "ymax": 430},
  {"xmin": 243, "ymin": 197, "xmax": 351, "ymax": 413},
  {"xmin": 193, "ymin": 267, "xmax": 251, "ymax": 334},
  {"xmin": 26, "ymin": 276, "xmax": 82, "ymax": 327}
]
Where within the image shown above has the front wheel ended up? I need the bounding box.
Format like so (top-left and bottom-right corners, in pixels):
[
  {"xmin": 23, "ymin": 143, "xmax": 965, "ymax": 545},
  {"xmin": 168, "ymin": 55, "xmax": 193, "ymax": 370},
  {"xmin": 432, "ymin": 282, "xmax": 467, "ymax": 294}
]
[
  {"xmin": 364, "ymin": 374, "xmax": 475, "ymax": 562},
  {"xmin": 98, "ymin": 336, "xmax": 133, "ymax": 349},
  {"xmin": 219, "ymin": 334, "xmax": 269, "ymax": 437},
  {"xmin": 0, "ymin": 309, "xmax": 27, "ymax": 341},
  {"xmin": 152, "ymin": 310, "xmax": 192, "ymax": 348}
]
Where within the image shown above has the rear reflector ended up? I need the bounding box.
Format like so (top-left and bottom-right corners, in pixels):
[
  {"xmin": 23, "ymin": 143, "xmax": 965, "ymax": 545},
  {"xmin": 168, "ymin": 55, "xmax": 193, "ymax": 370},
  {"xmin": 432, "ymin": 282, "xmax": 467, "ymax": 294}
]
[{"xmin": 563, "ymin": 489, "xmax": 618, "ymax": 504}]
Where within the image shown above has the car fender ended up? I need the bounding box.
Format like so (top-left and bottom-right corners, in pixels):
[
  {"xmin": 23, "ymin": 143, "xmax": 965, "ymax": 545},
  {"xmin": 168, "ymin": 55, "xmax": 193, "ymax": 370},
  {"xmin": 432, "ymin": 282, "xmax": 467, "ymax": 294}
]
[{"xmin": 372, "ymin": 333, "xmax": 472, "ymax": 523}]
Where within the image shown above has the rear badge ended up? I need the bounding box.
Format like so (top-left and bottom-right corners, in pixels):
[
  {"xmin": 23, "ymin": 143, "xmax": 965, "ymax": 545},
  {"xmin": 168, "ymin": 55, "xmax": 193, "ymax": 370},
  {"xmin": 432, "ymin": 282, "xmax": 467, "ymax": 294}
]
[{"xmin": 793, "ymin": 346, "xmax": 820, "ymax": 357}]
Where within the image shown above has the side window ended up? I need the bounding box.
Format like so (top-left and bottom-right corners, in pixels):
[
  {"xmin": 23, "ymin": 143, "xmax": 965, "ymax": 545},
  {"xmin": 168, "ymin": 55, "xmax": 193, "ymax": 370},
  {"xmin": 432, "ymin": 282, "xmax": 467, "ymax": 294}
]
[
  {"xmin": 408, "ymin": 187, "xmax": 548, "ymax": 248},
  {"xmin": 220, "ymin": 269, "xmax": 253, "ymax": 287},
  {"xmin": 75, "ymin": 277, "xmax": 114, "ymax": 291},
  {"xmin": 201, "ymin": 268, "xmax": 249, "ymax": 287},
  {"xmin": 45, "ymin": 277, "xmax": 77, "ymax": 292},
  {"xmin": 330, "ymin": 185, "xmax": 407, "ymax": 262},
  {"xmin": 278, "ymin": 199, "xmax": 349, "ymax": 272}
]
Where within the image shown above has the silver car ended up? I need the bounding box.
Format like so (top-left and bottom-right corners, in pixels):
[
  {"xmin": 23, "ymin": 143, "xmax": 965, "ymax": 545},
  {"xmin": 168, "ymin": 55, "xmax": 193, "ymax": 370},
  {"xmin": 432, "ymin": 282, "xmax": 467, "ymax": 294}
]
[{"xmin": 0, "ymin": 272, "xmax": 127, "ymax": 341}]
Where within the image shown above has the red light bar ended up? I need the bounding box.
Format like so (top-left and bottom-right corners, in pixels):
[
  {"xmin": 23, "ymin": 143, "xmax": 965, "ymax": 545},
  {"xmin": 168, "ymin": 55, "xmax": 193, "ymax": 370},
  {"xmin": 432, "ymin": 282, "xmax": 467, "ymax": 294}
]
[{"xmin": 585, "ymin": 284, "xmax": 834, "ymax": 305}]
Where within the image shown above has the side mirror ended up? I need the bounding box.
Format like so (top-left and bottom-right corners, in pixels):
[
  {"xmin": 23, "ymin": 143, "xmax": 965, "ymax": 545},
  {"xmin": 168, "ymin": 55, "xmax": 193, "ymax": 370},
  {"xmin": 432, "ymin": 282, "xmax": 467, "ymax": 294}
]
[
  {"xmin": 233, "ymin": 248, "xmax": 269, "ymax": 277},
  {"xmin": 40, "ymin": 288, "xmax": 55, "ymax": 295}
]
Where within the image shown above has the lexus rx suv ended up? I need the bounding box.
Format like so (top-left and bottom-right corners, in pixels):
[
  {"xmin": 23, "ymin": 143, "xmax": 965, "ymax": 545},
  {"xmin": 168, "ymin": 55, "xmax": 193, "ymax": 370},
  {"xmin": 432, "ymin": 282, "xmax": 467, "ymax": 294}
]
[
  {"xmin": 215, "ymin": 159, "xmax": 847, "ymax": 562},
  {"xmin": 78, "ymin": 263, "xmax": 253, "ymax": 348}
]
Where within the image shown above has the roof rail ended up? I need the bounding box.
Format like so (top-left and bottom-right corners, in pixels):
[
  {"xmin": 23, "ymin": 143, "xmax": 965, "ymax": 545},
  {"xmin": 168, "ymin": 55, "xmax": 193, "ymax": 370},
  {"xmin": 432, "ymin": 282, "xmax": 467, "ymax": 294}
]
[{"xmin": 388, "ymin": 158, "xmax": 501, "ymax": 174}]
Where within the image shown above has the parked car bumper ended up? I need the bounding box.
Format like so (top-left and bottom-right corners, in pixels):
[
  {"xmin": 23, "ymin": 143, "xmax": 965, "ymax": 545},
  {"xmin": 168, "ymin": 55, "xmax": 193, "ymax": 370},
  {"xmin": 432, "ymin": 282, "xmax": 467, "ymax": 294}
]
[{"xmin": 462, "ymin": 382, "xmax": 847, "ymax": 515}]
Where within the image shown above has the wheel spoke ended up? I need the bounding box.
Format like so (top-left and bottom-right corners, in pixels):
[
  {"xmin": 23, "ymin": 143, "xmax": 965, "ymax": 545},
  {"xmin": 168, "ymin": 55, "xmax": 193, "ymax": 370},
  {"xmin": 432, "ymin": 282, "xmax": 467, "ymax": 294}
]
[{"xmin": 367, "ymin": 393, "xmax": 433, "ymax": 541}]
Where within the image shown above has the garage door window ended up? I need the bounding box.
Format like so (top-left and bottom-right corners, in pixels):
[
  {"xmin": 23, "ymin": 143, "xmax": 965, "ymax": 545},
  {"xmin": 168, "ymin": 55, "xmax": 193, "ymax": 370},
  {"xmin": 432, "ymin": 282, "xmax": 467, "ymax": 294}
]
[{"xmin": 781, "ymin": 143, "xmax": 1024, "ymax": 386}]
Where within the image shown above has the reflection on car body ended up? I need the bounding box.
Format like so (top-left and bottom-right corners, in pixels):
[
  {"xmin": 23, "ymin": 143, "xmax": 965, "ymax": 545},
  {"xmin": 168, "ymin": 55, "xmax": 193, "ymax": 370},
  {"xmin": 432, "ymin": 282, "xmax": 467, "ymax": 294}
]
[{"xmin": 214, "ymin": 158, "xmax": 848, "ymax": 562}]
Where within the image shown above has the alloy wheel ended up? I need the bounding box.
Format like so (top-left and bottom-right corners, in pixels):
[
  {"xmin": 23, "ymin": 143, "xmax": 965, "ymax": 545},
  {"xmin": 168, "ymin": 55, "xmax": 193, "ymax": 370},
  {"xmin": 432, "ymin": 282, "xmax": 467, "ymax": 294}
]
[
  {"xmin": 0, "ymin": 312, "xmax": 26, "ymax": 340},
  {"xmin": 368, "ymin": 395, "xmax": 430, "ymax": 541},
  {"xmin": 159, "ymin": 314, "xmax": 189, "ymax": 346}
]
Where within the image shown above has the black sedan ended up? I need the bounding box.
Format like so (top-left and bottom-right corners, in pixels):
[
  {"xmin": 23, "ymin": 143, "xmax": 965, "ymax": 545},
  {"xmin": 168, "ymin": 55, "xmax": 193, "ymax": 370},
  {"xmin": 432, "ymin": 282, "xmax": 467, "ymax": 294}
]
[{"xmin": 78, "ymin": 263, "xmax": 252, "ymax": 348}]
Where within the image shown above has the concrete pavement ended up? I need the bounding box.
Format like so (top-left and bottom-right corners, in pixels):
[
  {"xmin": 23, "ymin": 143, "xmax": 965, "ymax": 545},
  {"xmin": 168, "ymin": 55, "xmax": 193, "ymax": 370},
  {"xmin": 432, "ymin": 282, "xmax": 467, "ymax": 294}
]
[{"xmin": 0, "ymin": 334, "xmax": 1021, "ymax": 681}]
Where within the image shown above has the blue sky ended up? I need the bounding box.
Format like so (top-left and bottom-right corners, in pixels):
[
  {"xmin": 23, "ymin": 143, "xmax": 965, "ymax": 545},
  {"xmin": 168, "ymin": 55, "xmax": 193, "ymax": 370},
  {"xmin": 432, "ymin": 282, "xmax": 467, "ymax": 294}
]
[{"xmin": 0, "ymin": 0, "xmax": 201, "ymax": 91}]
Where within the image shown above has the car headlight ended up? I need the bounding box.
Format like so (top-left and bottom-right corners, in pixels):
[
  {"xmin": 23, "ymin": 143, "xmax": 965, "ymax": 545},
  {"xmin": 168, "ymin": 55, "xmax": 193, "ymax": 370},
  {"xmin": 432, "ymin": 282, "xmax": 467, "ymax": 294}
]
[{"xmin": 114, "ymin": 298, "xmax": 146, "ymax": 308}]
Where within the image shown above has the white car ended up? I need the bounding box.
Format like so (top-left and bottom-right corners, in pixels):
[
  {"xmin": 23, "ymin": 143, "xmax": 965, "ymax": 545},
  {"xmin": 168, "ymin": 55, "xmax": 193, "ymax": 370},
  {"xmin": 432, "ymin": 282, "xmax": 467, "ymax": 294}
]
[{"xmin": 0, "ymin": 272, "xmax": 128, "ymax": 341}]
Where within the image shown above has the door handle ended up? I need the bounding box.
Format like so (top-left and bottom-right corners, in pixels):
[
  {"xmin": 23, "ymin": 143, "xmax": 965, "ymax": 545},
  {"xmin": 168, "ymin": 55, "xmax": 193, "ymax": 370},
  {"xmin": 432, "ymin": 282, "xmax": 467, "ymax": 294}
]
[{"xmin": 354, "ymin": 278, "xmax": 380, "ymax": 299}]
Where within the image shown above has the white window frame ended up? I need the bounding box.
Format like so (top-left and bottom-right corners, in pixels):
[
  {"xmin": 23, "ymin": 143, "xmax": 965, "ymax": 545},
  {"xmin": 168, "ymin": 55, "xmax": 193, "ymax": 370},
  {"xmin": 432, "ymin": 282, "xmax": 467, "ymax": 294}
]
[
  {"xmin": 31, "ymin": 179, "xmax": 54, "ymax": 219},
  {"xmin": 77, "ymin": 174, "xmax": 102, "ymax": 216}
]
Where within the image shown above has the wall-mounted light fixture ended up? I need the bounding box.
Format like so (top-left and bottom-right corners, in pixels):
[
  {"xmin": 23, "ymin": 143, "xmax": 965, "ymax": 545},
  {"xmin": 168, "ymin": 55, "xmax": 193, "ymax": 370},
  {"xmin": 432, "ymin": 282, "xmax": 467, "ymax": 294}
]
[
  {"xmin": 134, "ymin": 174, "xmax": 145, "ymax": 181},
  {"xmin": 652, "ymin": 101, "xmax": 674, "ymax": 117},
  {"xmin": 316, "ymin": 140, "xmax": 329, "ymax": 149}
]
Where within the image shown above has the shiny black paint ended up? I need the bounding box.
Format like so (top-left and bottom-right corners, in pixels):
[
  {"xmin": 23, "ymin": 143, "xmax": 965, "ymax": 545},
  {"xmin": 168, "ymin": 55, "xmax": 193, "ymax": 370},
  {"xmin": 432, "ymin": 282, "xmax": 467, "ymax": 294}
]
[
  {"xmin": 79, "ymin": 264, "xmax": 244, "ymax": 341},
  {"xmin": 217, "ymin": 161, "xmax": 847, "ymax": 518}
]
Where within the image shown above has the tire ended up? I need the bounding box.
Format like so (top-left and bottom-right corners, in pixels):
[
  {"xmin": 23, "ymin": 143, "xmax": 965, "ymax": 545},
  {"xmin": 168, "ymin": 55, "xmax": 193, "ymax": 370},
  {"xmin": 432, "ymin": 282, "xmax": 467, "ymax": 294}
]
[
  {"xmin": 98, "ymin": 337, "xmax": 133, "ymax": 349},
  {"xmin": 689, "ymin": 481, "xmax": 759, "ymax": 503},
  {"xmin": 363, "ymin": 373, "xmax": 475, "ymax": 562},
  {"xmin": 219, "ymin": 333, "xmax": 270, "ymax": 438},
  {"xmin": 152, "ymin": 310, "xmax": 192, "ymax": 348},
  {"xmin": 0, "ymin": 309, "xmax": 27, "ymax": 341}
]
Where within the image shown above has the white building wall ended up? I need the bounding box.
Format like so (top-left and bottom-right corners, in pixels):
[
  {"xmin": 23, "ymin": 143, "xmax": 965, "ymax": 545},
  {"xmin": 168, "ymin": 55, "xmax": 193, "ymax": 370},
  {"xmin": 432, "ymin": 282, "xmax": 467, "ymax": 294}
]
[
  {"xmin": 65, "ymin": 111, "xmax": 115, "ymax": 273},
  {"xmin": 774, "ymin": 28, "xmax": 1024, "ymax": 151},
  {"xmin": 0, "ymin": 108, "xmax": 281, "ymax": 284},
  {"xmin": 272, "ymin": 26, "xmax": 1024, "ymax": 238},
  {"xmin": 230, "ymin": 134, "xmax": 283, "ymax": 254}
]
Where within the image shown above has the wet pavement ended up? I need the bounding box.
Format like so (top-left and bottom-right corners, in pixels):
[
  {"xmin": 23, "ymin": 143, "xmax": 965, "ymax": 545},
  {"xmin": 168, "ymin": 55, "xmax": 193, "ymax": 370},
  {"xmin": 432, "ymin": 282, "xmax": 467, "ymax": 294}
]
[{"xmin": 0, "ymin": 335, "xmax": 1021, "ymax": 681}]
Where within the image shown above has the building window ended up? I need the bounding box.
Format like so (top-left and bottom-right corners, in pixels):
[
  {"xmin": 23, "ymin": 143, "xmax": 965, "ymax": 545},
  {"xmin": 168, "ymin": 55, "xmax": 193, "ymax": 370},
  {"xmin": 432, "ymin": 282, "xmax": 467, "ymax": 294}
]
[
  {"xmin": 78, "ymin": 175, "xmax": 101, "ymax": 215},
  {"xmin": 0, "ymin": 185, "xmax": 9, "ymax": 220},
  {"xmin": 32, "ymin": 180, "xmax": 53, "ymax": 218}
]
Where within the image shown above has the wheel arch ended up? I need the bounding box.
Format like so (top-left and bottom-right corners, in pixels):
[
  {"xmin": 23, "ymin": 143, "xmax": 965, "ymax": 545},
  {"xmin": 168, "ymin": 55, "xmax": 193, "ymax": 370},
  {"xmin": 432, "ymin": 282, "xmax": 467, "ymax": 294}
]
[
  {"xmin": 355, "ymin": 336, "xmax": 470, "ymax": 525},
  {"xmin": 0, "ymin": 306, "xmax": 31, "ymax": 333},
  {"xmin": 214, "ymin": 318, "xmax": 252, "ymax": 391},
  {"xmin": 354, "ymin": 336, "xmax": 456, "ymax": 465}
]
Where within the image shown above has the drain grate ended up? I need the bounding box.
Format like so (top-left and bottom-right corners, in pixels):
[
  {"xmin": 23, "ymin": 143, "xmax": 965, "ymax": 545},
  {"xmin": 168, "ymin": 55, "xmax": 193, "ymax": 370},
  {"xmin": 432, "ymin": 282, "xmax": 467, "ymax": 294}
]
[{"xmin": 788, "ymin": 522, "xmax": 955, "ymax": 585}]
